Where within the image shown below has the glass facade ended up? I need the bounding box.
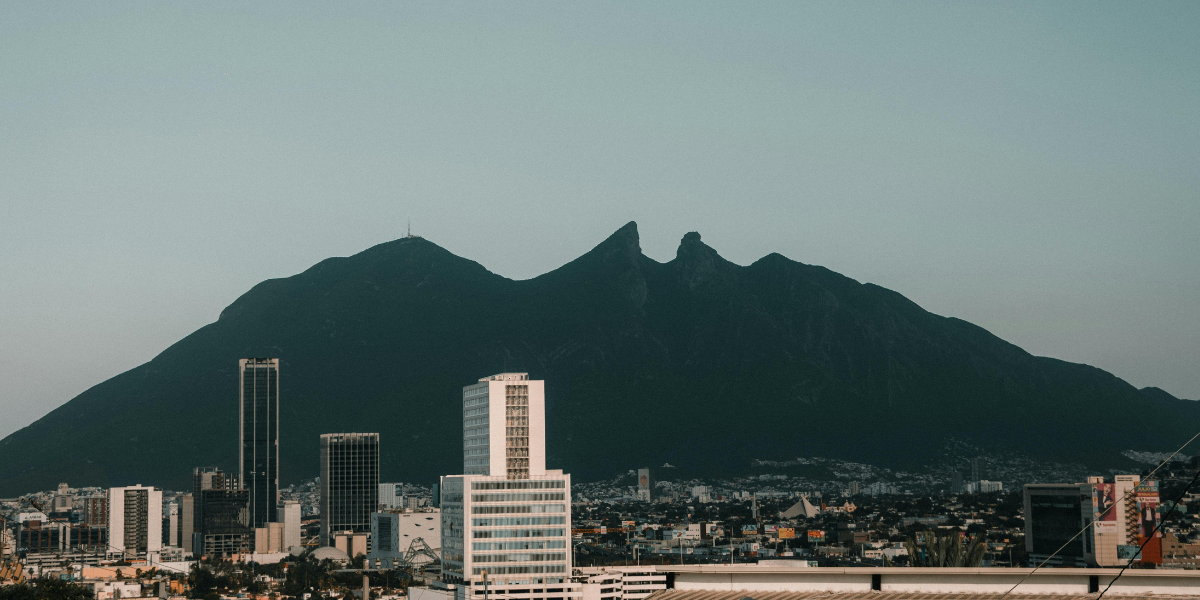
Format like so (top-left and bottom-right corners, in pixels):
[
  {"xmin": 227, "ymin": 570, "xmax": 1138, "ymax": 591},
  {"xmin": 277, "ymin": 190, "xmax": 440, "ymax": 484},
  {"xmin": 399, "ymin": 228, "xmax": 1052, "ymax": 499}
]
[
  {"xmin": 239, "ymin": 358, "xmax": 279, "ymax": 529},
  {"xmin": 320, "ymin": 432, "xmax": 380, "ymax": 546},
  {"xmin": 193, "ymin": 489, "xmax": 251, "ymax": 558}
]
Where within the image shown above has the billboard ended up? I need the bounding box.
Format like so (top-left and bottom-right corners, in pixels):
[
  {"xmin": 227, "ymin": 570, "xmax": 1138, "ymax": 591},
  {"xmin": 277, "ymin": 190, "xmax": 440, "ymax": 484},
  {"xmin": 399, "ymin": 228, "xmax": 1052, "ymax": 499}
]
[
  {"xmin": 778, "ymin": 527, "xmax": 796, "ymax": 539},
  {"xmin": 807, "ymin": 529, "xmax": 825, "ymax": 543},
  {"xmin": 637, "ymin": 468, "xmax": 654, "ymax": 499},
  {"xmin": 764, "ymin": 525, "xmax": 779, "ymax": 535},
  {"xmin": 741, "ymin": 524, "xmax": 759, "ymax": 535},
  {"xmin": 710, "ymin": 526, "xmax": 726, "ymax": 538},
  {"xmin": 1093, "ymin": 483, "xmax": 1119, "ymax": 531}
]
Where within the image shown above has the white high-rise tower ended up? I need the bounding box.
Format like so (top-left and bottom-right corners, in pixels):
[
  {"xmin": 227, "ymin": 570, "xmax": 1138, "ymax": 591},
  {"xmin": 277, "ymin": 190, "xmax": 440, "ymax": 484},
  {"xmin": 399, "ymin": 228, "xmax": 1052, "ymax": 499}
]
[
  {"xmin": 440, "ymin": 373, "xmax": 574, "ymax": 600},
  {"xmin": 462, "ymin": 373, "xmax": 546, "ymax": 478}
]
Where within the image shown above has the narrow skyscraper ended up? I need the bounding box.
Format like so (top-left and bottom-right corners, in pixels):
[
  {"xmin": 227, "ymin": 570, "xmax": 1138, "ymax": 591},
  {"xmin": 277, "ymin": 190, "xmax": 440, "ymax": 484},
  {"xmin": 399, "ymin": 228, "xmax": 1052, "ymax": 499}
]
[
  {"xmin": 320, "ymin": 432, "xmax": 380, "ymax": 547},
  {"xmin": 442, "ymin": 373, "xmax": 572, "ymax": 600},
  {"xmin": 240, "ymin": 358, "xmax": 279, "ymax": 528}
]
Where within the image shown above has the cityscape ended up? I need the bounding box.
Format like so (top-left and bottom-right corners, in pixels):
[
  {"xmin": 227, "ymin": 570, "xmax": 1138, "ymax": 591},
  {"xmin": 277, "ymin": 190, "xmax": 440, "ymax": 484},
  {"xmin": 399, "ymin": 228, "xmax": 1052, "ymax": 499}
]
[
  {"xmin": 4, "ymin": 2, "xmax": 1199, "ymax": 600},
  {"xmin": 2, "ymin": 367, "xmax": 1197, "ymax": 598}
]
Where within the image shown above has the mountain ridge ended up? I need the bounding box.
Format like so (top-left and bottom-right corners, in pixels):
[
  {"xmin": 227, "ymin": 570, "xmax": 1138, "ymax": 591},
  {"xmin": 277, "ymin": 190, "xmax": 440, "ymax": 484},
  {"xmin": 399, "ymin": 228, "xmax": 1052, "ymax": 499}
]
[{"xmin": 1, "ymin": 222, "xmax": 1195, "ymax": 495}]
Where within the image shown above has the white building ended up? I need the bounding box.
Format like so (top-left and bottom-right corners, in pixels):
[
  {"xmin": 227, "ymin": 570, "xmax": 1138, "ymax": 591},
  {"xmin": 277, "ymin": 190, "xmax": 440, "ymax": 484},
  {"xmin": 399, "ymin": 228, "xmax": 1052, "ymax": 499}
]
[
  {"xmin": 280, "ymin": 500, "xmax": 302, "ymax": 552},
  {"xmin": 107, "ymin": 485, "xmax": 163, "ymax": 560},
  {"xmin": 462, "ymin": 373, "xmax": 546, "ymax": 478},
  {"xmin": 441, "ymin": 373, "xmax": 575, "ymax": 600},
  {"xmin": 380, "ymin": 483, "xmax": 403, "ymax": 509}
]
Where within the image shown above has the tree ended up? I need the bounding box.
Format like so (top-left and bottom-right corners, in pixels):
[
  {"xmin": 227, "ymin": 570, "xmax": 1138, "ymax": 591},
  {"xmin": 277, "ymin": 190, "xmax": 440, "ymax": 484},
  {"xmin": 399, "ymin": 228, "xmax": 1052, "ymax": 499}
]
[
  {"xmin": 0, "ymin": 578, "xmax": 91, "ymax": 600},
  {"xmin": 904, "ymin": 531, "xmax": 986, "ymax": 567}
]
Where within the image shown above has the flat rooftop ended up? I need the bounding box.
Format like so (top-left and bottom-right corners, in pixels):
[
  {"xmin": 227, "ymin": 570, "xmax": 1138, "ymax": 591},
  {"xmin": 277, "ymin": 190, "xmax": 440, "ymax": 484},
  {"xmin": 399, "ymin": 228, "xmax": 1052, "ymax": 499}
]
[{"xmin": 648, "ymin": 593, "xmax": 1198, "ymax": 600}]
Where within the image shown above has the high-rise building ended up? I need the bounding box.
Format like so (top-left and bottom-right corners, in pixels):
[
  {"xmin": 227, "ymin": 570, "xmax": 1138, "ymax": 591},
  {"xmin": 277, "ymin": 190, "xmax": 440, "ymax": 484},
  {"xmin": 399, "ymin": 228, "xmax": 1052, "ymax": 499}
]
[
  {"xmin": 970, "ymin": 457, "xmax": 987, "ymax": 482},
  {"xmin": 637, "ymin": 468, "xmax": 655, "ymax": 502},
  {"xmin": 240, "ymin": 358, "xmax": 280, "ymax": 529},
  {"xmin": 320, "ymin": 433, "xmax": 380, "ymax": 547},
  {"xmin": 441, "ymin": 373, "xmax": 573, "ymax": 600},
  {"xmin": 82, "ymin": 496, "xmax": 108, "ymax": 527},
  {"xmin": 179, "ymin": 494, "xmax": 194, "ymax": 556},
  {"xmin": 279, "ymin": 500, "xmax": 302, "ymax": 552},
  {"xmin": 1023, "ymin": 475, "xmax": 1159, "ymax": 567},
  {"xmin": 107, "ymin": 485, "xmax": 163, "ymax": 560},
  {"xmin": 193, "ymin": 489, "xmax": 251, "ymax": 558},
  {"xmin": 379, "ymin": 483, "xmax": 403, "ymax": 510},
  {"xmin": 462, "ymin": 373, "xmax": 546, "ymax": 478}
]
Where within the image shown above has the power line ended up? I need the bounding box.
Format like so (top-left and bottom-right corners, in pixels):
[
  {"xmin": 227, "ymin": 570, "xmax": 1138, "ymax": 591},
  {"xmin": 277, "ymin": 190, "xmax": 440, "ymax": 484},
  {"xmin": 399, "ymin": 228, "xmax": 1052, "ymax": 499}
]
[
  {"xmin": 1096, "ymin": 466, "xmax": 1200, "ymax": 599},
  {"xmin": 998, "ymin": 428, "xmax": 1200, "ymax": 599}
]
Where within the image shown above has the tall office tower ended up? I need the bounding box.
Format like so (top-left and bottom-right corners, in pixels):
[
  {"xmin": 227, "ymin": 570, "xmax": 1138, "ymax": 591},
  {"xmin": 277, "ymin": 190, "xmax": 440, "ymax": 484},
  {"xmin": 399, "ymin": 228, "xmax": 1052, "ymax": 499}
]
[
  {"xmin": 179, "ymin": 494, "xmax": 194, "ymax": 556},
  {"xmin": 240, "ymin": 358, "xmax": 280, "ymax": 528},
  {"xmin": 970, "ymin": 457, "xmax": 987, "ymax": 482},
  {"xmin": 442, "ymin": 373, "xmax": 572, "ymax": 599},
  {"xmin": 320, "ymin": 433, "xmax": 380, "ymax": 547},
  {"xmin": 107, "ymin": 485, "xmax": 163, "ymax": 560},
  {"xmin": 462, "ymin": 373, "xmax": 546, "ymax": 479}
]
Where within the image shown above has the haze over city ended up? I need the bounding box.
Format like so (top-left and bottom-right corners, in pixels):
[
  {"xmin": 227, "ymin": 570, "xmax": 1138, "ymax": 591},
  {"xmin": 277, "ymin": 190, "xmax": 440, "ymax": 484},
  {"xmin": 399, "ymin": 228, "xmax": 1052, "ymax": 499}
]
[
  {"xmin": 6, "ymin": 3, "xmax": 1200, "ymax": 599},
  {"xmin": 3, "ymin": 2, "xmax": 1198, "ymax": 441}
]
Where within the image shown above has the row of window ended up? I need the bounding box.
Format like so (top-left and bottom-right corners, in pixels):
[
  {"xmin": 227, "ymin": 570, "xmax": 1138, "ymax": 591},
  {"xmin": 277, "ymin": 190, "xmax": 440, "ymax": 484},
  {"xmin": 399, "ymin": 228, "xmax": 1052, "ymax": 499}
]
[
  {"xmin": 473, "ymin": 553, "xmax": 565, "ymax": 563},
  {"xmin": 472, "ymin": 540, "xmax": 566, "ymax": 550},
  {"xmin": 471, "ymin": 565, "xmax": 564, "ymax": 575},
  {"xmin": 472, "ymin": 516, "xmax": 566, "ymax": 527},
  {"xmin": 472, "ymin": 504, "xmax": 564, "ymax": 514},
  {"xmin": 471, "ymin": 529, "xmax": 566, "ymax": 539},
  {"xmin": 471, "ymin": 480, "xmax": 564, "ymax": 490},
  {"xmin": 472, "ymin": 493, "xmax": 563, "ymax": 503}
]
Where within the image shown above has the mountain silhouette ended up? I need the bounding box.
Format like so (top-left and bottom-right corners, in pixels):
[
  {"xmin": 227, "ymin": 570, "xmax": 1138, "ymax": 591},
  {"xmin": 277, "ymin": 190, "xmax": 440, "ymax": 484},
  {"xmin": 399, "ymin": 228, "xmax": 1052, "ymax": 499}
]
[{"xmin": 1, "ymin": 222, "xmax": 1195, "ymax": 495}]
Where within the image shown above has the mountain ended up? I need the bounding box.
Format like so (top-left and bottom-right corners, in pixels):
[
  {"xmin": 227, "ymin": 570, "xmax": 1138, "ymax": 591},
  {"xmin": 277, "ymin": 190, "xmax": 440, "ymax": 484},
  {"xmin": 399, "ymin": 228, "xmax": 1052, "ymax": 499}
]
[{"xmin": 1, "ymin": 222, "xmax": 1196, "ymax": 495}]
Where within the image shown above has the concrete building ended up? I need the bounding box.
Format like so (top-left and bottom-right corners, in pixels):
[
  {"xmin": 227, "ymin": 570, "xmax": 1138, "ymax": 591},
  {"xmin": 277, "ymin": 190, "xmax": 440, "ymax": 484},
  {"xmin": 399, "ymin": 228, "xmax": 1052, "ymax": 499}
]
[
  {"xmin": 440, "ymin": 373, "xmax": 573, "ymax": 600},
  {"xmin": 380, "ymin": 483, "xmax": 403, "ymax": 509},
  {"xmin": 179, "ymin": 494, "xmax": 194, "ymax": 557},
  {"xmin": 107, "ymin": 485, "xmax": 163, "ymax": 560},
  {"xmin": 1024, "ymin": 475, "xmax": 1158, "ymax": 568},
  {"xmin": 194, "ymin": 466, "xmax": 236, "ymax": 493},
  {"xmin": 636, "ymin": 469, "xmax": 655, "ymax": 502},
  {"xmin": 367, "ymin": 509, "xmax": 442, "ymax": 567},
  {"xmin": 193, "ymin": 488, "xmax": 251, "ymax": 558},
  {"xmin": 240, "ymin": 357, "xmax": 280, "ymax": 529},
  {"xmin": 462, "ymin": 373, "xmax": 545, "ymax": 478},
  {"xmin": 279, "ymin": 500, "xmax": 302, "ymax": 552},
  {"xmin": 320, "ymin": 432, "xmax": 380, "ymax": 546}
]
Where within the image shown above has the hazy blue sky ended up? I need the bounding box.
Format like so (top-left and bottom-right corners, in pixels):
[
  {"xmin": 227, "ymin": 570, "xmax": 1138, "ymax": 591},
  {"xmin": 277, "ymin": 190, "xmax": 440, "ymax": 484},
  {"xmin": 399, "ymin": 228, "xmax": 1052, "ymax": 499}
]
[{"xmin": 2, "ymin": 2, "xmax": 1198, "ymax": 438}]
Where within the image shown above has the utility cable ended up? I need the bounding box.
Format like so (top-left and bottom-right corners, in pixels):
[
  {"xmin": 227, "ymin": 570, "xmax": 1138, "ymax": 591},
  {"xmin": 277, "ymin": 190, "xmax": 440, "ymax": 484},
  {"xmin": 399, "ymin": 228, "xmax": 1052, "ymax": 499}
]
[
  {"xmin": 997, "ymin": 428, "xmax": 1200, "ymax": 599},
  {"xmin": 1095, "ymin": 466, "xmax": 1200, "ymax": 599}
]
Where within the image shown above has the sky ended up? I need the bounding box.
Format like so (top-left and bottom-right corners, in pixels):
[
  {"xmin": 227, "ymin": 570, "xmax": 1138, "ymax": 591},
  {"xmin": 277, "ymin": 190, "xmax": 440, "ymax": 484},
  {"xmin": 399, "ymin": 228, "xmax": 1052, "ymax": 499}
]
[{"xmin": 1, "ymin": 2, "xmax": 1198, "ymax": 439}]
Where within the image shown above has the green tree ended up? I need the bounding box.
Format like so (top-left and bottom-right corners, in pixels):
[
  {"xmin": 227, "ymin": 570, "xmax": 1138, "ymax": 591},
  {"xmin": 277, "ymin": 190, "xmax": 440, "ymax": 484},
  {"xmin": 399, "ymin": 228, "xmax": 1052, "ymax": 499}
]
[
  {"xmin": 0, "ymin": 578, "xmax": 91, "ymax": 600},
  {"xmin": 904, "ymin": 531, "xmax": 987, "ymax": 567}
]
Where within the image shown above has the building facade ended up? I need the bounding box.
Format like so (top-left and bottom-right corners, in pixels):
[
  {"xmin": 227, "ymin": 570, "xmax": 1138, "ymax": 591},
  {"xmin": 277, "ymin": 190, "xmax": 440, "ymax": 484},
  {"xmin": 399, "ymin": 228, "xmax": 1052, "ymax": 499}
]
[
  {"xmin": 192, "ymin": 489, "xmax": 251, "ymax": 558},
  {"xmin": 441, "ymin": 373, "xmax": 573, "ymax": 600},
  {"xmin": 240, "ymin": 357, "xmax": 280, "ymax": 529},
  {"xmin": 320, "ymin": 432, "xmax": 380, "ymax": 547},
  {"xmin": 107, "ymin": 485, "xmax": 163, "ymax": 560},
  {"xmin": 462, "ymin": 373, "xmax": 546, "ymax": 479},
  {"xmin": 1023, "ymin": 475, "xmax": 1160, "ymax": 567}
]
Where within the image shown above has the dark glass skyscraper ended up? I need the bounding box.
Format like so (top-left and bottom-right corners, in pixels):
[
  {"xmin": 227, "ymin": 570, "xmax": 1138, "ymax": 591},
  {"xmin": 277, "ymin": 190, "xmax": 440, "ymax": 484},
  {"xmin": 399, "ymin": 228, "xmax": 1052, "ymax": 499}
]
[
  {"xmin": 320, "ymin": 433, "xmax": 380, "ymax": 547},
  {"xmin": 240, "ymin": 358, "xmax": 279, "ymax": 529}
]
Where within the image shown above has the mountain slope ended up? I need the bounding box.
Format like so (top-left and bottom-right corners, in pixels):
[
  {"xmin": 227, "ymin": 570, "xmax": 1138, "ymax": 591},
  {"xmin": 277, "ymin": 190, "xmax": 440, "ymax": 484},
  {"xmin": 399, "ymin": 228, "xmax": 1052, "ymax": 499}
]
[{"xmin": 1, "ymin": 222, "xmax": 1195, "ymax": 495}]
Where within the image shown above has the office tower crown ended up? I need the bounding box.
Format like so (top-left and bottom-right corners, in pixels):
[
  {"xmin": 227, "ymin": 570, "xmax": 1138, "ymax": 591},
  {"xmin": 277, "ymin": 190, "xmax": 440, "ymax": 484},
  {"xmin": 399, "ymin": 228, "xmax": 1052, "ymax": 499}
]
[{"xmin": 462, "ymin": 373, "xmax": 545, "ymax": 480}]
